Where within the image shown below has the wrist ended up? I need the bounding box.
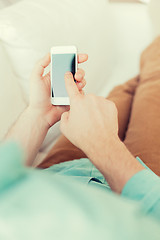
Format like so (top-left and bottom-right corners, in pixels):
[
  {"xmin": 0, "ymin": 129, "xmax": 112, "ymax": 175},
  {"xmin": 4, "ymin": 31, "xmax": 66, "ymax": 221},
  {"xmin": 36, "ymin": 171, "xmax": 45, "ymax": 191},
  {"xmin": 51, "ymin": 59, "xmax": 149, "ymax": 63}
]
[
  {"xmin": 86, "ymin": 136, "xmax": 145, "ymax": 193},
  {"xmin": 5, "ymin": 106, "xmax": 50, "ymax": 166},
  {"xmin": 85, "ymin": 134, "xmax": 120, "ymax": 169},
  {"xmin": 26, "ymin": 106, "xmax": 50, "ymax": 131}
]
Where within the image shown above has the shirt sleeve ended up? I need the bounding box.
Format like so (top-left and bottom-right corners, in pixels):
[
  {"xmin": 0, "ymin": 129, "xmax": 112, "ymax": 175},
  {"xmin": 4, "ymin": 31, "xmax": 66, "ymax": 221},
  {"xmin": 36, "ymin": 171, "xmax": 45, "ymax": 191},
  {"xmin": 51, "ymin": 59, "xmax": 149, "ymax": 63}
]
[
  {"xmin": 0, "ymin": 141, "xmax": 25, "ymax": 192},
  {"xmin": 122, "ymin": 157, "xmax": 160, "ymax": 221}
]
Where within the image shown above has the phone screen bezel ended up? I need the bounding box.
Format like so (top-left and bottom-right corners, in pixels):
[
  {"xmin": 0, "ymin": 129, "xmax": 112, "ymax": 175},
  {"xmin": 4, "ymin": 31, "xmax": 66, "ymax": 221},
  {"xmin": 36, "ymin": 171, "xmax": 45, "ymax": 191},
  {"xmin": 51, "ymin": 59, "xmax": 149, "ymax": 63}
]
[{"xmin": 51, "ymin": 46, "xmax": 77, "ymax": 105}]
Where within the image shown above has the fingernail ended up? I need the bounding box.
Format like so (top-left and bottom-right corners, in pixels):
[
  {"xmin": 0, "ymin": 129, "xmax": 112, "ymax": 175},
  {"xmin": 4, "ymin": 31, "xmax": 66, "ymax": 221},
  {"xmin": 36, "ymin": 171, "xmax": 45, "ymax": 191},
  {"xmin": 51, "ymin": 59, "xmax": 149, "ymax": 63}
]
[{"xmin": 77, "ymin": 73, "xmax": 82, "ymax": 79}]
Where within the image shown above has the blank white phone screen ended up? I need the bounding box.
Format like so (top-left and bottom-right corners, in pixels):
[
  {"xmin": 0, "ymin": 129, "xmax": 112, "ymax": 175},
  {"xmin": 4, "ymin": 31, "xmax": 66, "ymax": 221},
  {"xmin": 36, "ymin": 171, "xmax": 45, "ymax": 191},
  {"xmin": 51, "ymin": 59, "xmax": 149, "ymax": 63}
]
[{"xmin": 51, "ymin": 53, "xmax": 76, "ymax": 97}]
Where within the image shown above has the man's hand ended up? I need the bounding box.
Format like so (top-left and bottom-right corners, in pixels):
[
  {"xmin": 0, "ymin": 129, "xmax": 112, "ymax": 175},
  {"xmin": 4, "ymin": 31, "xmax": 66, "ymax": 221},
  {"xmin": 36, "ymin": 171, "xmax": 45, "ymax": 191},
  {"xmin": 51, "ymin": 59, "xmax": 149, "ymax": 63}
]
[
  {"xmin": 60, "ymin": 73, "xmax": 145, "ymax": 193},
  {"xmin": 29, "ymin": 53, "xmax": 88, "ymax": 128},
  {"xmin": 5, "ymin": 53, "xmax": 88, "ymax": 166},
  {"xmin": 60, "ymin": 72, "xmax": 119, "ymax": 159}
]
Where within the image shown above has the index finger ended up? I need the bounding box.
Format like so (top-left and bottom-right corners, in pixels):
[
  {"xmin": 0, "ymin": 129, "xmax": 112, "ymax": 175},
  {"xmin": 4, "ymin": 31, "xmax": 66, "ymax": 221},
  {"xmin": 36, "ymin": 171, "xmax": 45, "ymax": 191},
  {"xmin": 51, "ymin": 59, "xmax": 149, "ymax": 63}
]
[
  {"xmin": 33, "ymin": 53, "xmax": 51, "ymax": 77},
  {"xmin": 65, "ymin": 72, "xmax": 80, "ymax": 101}
]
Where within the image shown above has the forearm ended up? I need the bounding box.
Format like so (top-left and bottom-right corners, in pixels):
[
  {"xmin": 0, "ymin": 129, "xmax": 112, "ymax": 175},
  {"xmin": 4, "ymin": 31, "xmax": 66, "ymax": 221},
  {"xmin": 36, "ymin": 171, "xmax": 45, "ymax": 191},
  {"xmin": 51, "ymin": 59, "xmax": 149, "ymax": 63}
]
[
  {"xmin": 122, "ymin": 166, "xmax": 160, "ymax": 221},
  {"xmin": 86, "ymin": 137, "xmax": 145, "ymax": 193},
  {"xmin": 5, "ymin": 107, "xmax": 49, "ymax": 166}
]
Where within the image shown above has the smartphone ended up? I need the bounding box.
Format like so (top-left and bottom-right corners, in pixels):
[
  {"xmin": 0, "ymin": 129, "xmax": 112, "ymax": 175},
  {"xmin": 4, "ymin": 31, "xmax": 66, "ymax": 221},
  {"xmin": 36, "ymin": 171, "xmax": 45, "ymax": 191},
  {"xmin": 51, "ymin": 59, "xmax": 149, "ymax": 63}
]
[{"xmin": 51, "ymin": 46, "xmax": 77, "ymax": 105}]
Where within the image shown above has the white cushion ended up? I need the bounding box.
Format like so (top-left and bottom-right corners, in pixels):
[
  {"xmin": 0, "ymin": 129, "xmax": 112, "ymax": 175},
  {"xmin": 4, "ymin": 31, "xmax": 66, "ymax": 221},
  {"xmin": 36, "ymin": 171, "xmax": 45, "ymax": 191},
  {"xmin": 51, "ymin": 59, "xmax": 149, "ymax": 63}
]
[
  {"xmin": 0, "ymin": 0, "xmax": 111, "ymax": 100},
  {"xmin": 0, "ymin": 44, "xmax": 26, "ymax": 140},
  {"xmin": 100, "ymin": 3, "xmax": 153, "ymax": 96},
  {"xmin": 148, "ymin": 0, "xmax": 160, "ymax": 36}
]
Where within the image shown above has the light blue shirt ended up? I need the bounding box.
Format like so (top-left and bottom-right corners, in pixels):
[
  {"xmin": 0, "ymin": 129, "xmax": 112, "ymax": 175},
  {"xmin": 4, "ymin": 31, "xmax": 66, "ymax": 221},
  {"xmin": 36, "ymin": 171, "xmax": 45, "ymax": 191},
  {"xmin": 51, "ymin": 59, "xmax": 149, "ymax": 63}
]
[{"xmin": 0, "ymin": 142, "xmax": 160, "ymax": 240}]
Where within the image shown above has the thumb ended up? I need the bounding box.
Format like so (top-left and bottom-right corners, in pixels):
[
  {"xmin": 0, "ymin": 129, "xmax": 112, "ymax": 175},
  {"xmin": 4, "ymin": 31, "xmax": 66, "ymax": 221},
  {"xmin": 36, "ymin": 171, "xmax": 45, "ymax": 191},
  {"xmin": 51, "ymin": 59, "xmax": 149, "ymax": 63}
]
[
  {"xmin": 32, "ymin": 53, "xmax": 51, "ymax": 78},
  {"xmin": 60, "ymin": 111, "xmax": 69, "ymax": 134},
  {"xmin": 64, "ymin": 72, "xmax": 80, "ymax": 101}
]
